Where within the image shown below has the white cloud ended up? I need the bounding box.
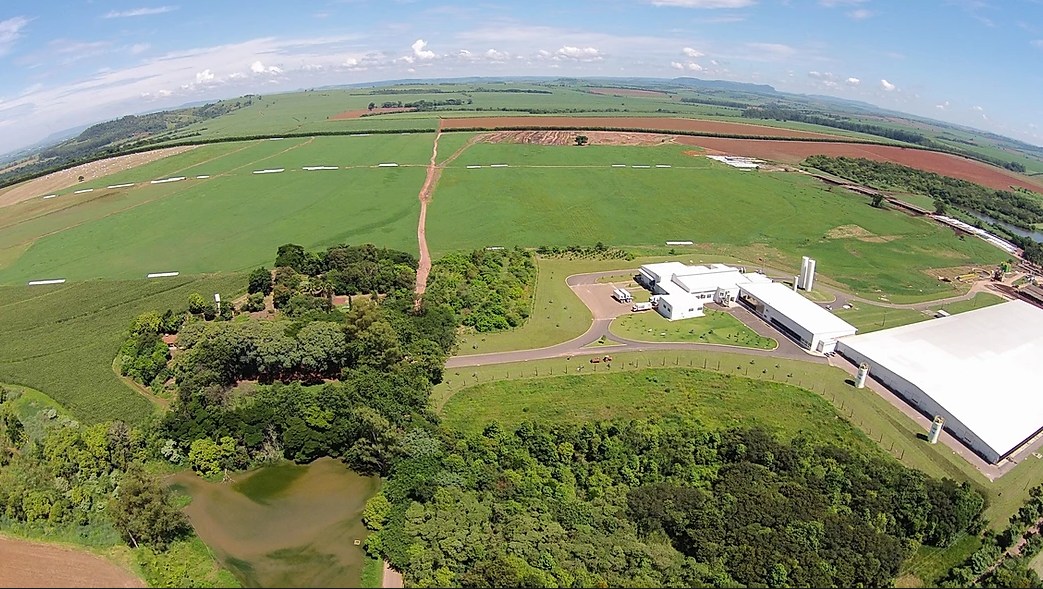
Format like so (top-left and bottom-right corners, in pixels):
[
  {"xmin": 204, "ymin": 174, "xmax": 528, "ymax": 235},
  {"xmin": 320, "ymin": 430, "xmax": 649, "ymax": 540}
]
[
  {"xmin": 819, "ymin": 0, "xmax": 867, "ymax": 7},
  {"xmin": 555, "ymin": 46, "xmax": 602, "ymax": 61},
  {"xmin": 130, "ymin": 43, "xmax": 150, "ymax": 55},
  {"xmin": 104, "ymin": 6, "xmax": 178, "ymax": 18},
  {"xmin": 880, "ymin": 79, "xmax": 896, "ymax": 91},
  {"xmin": 682, "ymin": 47, "xmax": 703, "ymax": 58},
  {"xmin": 411, "ymin": 39, "xmax": 436, "ymax": 60},
  {"xmin": 1032, "ymin": 39, "xmax": 1043, "ymax": 48},
  {"xmin": 936, "ymin": 101, "xmax": 950, "ymax": 110},
  {"xmin": 648, "ymin": 0, "xmax": 755, "ymax": 7},
  {"xmin": 849, "ymin": 8, "xmax": 872, "ymax": 19},
  {"xmin": 250, "ymin": 60, "xmax": 282, "ymax": 75},
  {"xmin": 228, "ymin": 72, "xmax": 247, "ymax": 80},
  {"xmin": 457, "ymin": 49, "xmax": 473, "ymax": 59},
  {"xmin": 671, "ymin": 61, "xmax": 703, "ymax": 71},
  {"xmin": 972, "ymin": 105, "xmax": 984, "ymax": 111},
  {"xmin": 194, "ymin": 69, "xmax": 215, "ymax": 84},
  {"xmin": 0, "ymin": 16, "xmax": 29, "ymax": 57},
  {"xmin": 485, "ymin": 48, "xmax": 509, "ymax": 61},
  {"xmin": 845, "ymin": 77, "xmax": 860, "ymax": 85}
]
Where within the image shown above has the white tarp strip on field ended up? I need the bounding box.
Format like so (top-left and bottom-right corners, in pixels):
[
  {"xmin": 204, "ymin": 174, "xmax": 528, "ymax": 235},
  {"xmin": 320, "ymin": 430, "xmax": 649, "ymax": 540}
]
[
  {"xmin": 146, "ymin": 272, "xmax": 180, "ymax": 278},
  {"xmin": 27, "ymin": 279, "xmax": 66, "ymax": 285}
]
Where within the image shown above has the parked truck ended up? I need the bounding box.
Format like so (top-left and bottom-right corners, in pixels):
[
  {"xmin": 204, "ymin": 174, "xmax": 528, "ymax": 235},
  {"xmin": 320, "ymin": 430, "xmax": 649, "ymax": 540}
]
[
  {"xmin": 612, "ymin": 288, "xmax": 633, "ymax": 303},
  {"xmin": 632, "ymin": 302, "xmax": 654, "ymax": 312}
]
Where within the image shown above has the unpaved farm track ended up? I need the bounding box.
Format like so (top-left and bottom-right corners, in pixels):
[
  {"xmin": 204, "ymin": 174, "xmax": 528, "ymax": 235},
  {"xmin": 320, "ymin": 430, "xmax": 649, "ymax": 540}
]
[
  {"xmin": 479, "ymin": 130, "xmax": 675, "ymax": 146},
  {"xmin": 0, "ymin": 536, "xmax": 145, "ymax": 588},
  {"xmin": 0, "ymin": 146, "xmax": 198, "ymax": 209}
]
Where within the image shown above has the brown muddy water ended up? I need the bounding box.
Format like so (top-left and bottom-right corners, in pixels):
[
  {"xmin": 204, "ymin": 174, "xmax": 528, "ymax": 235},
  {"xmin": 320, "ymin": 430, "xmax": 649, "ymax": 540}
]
[{"xmin": 169, "ymin": 457, "xmax": 380, "ymax": 588}]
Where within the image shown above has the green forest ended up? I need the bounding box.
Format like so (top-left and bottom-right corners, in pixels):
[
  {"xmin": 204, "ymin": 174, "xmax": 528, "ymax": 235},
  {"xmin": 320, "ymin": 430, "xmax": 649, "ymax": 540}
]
[
  {"xmin": 3, "ymin": 245, "xmax": 1038, "ymax": 588},
  {"xmin": 425, "ymin": 247, "xmax": 537, "ymax": 332}
]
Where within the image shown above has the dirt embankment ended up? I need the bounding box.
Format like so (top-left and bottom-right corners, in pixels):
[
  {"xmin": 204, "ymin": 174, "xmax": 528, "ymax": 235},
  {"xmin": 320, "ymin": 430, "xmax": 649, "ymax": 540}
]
[
  {"xmin": 329, "ymin": 107, "xmax": 418, "ymax": 120},
  {"xmin": 440, "ymin": 116, "xmax": 845, "ymax": 140},
  {"xmin": 674, "ymin": 136, "xmax": 1043, "ymax": 192},
  {"xmin": 0, "ymin": 145, "xmax": 198, "ymax": 209},
  {"xmin": 0, "ymin": 536, "xmax": 145, "ymax": 588}
]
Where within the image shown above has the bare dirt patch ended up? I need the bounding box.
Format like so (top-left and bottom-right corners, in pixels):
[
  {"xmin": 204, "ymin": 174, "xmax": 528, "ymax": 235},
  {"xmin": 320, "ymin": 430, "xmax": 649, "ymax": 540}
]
[
  {"xmin": 824, "ymin": 224, "xmax": 899, "ymax": 243},
  {"xmin": 588, "ymin": 87, "xmax": 669, "ymax": 98},
  {"xmin": 478, "ymin": 130, "xmax": 674, "ymax": 146},
  {"xmin": 329, "ymin": 107, "xmax": 418, "ymax": 120},
  {"xmin": 0, "ymin": 146, "xmax": 198, "ymax": 209},
  {"xmin": 440, "ymin": 116, "xmax": 845, "ymax": 140},
  {"xmin": 0, "ymin": 536, "xmax": 144, "ymax": 588},
  {"xmin": 674, "ymin": 136, "xmax": 1043, "ymax": 192}
]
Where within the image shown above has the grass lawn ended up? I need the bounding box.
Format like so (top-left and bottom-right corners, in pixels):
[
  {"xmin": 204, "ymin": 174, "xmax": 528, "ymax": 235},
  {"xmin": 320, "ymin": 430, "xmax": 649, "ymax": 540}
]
[
  {"xmin": 610, "ymin": 308, "xmax": 776, "ymax": 349},
  {"xmin": 427, "ymin": 142, "xmax": 1005, "ymax": 300},
  {"xmin": 938, "ymin": 292, "xmax": 1006, "ymax": 314},
  {"xmin": 0, "ymin": 273, "xmax": 246, "ymax": 424},
  {"xmin": 900, "ymin": 533, "xmax": 981, "ymax": 588},
  {"xmin": 0, "ymin": 136, "xmax": 429, "ymax": 283},
  {"xmin": 441, "ymin": 366, "xmax": 882, "ymax": 455},
  {"xmin": 360, "ymin": 557, "xmax": 383, "ymax": 589},
  {"xmin": 835, "ymin": 303, "xmax": 930, "ymax": 333}
]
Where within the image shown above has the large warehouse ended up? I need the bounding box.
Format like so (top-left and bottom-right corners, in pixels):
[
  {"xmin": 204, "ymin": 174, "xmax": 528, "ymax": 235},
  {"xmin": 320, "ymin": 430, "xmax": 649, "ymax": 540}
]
[
  {"xmin": 837, "ymin": 300, "xmax": 1043, "ymax": 464},
  {"xmin": 738, "ymin": 281, "xmax": 857, "ymax": 353}
]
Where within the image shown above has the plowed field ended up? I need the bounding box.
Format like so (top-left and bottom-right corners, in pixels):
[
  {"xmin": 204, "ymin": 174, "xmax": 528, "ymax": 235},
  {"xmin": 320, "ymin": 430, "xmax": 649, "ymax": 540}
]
[
  {"xmin": 674, "ymin": 136, "xmax": 1043, "ymax": 192},
  {"xmin": 0, "ymin": 536, "xmax": 144, "ymax": 588}
]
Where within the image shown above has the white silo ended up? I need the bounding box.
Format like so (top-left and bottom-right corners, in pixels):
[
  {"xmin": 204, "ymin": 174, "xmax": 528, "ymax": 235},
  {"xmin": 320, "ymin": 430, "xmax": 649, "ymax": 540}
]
[
  {"xmin": 799, "ymin": 256, "xmax": 810, "ymax": 288},
  {"xmin": 855, "ymin": 363, "xmax": 869, "ymax": 388},
  {"xmin": 804, "ymin": 259, "xmax": 816, "ymax": 291},
  {"xmin": 928, "ymin": 416, "xmax": 945, "ymax": 444},
  {"xmin": 793, "ymin": 276, "xmax": 800, "ymax": 292}
]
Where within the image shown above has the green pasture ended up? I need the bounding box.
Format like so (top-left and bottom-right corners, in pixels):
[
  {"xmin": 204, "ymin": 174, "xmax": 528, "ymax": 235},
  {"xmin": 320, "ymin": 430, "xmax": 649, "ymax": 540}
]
[
  {"xmin": 441, "ymin": 366, "xmax": 881, "ymax": 454},
  {"xmin": 444, "ymin": 141, "xmax": 703, "ymax": 167},
  {"xmin": 0, "ymin": 273, "xmax": 245, "ymax": 424},
  {"xmin": 835, "ymin": 303, "xmax": 930, "ymax": 333},
  {"xmin": 610, "ymin": 308, "xmax": 776, "ymax": 349},
  {"xmin": 428, "ymin": 143, "xmax": 1007, "ymax": 299},
  {"xmin": 937, "ymin": 291, "xmax": 1005, "ymax": 314},
  {"xmin": 0, "ymin": 137, "xmax": 428, "ymax": 283},
  {"xmin": 437, "ymin": 347, "xmax": 1043, "ymax": 531}
]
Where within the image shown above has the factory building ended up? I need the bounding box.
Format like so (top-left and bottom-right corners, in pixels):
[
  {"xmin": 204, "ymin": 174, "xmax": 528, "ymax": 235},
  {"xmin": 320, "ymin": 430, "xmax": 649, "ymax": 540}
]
[
  {"xmin": 637, "ymin": 262, "xmax": 770, "ymax": 320},
  {"xmin": 737, "ymin": 281, "xmax": 857, "ymax": 354},
  {"xmin": 836, "ymin": 300, "xmax": 1043, "ymax": 464}
]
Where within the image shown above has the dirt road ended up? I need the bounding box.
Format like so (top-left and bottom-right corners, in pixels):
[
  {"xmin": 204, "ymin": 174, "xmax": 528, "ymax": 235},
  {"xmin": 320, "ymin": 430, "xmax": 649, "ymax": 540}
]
[{"xmin": 413, "ymin": 125, "xmax": 441, "ymax": 302}]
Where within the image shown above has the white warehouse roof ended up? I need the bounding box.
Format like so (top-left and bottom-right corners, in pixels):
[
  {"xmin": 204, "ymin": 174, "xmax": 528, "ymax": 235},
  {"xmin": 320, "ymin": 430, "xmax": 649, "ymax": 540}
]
[
  {"xmin": 838, "ymin": 300, "xmax": 1043, "ymax": 459},
  {"xmin": 740, "ymin": 281, "xmax": 857, "ymax": 335}
]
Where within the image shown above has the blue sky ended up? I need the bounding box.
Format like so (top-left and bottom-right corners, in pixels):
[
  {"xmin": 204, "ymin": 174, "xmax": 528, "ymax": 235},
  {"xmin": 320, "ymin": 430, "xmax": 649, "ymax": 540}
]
[{"xmin": 1, "ymin": 0, "xmax": 1042, "ymax": 154}]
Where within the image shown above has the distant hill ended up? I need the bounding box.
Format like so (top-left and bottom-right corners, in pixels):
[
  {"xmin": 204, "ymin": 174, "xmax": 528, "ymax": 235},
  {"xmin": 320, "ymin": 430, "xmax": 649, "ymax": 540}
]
[{"xmin": 671, "ymin": 77, "xmax": 778, "ymax": 95}]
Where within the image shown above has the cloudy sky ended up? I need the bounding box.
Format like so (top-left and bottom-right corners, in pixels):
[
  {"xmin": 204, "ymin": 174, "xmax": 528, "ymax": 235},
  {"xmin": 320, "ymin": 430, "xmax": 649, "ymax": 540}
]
[{"xmin": 1, "ymin": 0, "xmax": 1042, "ymax": 154}]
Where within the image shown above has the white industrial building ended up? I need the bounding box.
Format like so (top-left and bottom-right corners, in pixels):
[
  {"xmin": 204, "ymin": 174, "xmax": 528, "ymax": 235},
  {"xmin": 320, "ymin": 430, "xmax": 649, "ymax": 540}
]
[
  {"xmin": 836, "ymin": 300, "xmax": 1043, "ymax": 464},
  {"xmin": 738, "ymin": 281, "xmax": 857, "ymax": 353},
  {"xmin": 637, "ymin": 262, "xmax": 771, "ymax": 320}
]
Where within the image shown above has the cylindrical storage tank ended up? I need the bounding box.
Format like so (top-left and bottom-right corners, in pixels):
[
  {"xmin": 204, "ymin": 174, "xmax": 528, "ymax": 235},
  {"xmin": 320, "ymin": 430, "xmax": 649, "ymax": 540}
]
[
  {"xmin": 793, "ymin": 276, "xmax": 800, "ymax": 292},
  {"xmin": 855, "ymin": 363, "xmax": 869, "ymax": 388},
  {"xmin": 805, "ymin": 259, "xmax": 816, "ymax": 291},
  {"xmin": 799, "ymin": 256, "xmax": 810, "ymax": 287},
  {"xmin": 928, "ymin": 416, "xmax": 945, "ymax": 444}
]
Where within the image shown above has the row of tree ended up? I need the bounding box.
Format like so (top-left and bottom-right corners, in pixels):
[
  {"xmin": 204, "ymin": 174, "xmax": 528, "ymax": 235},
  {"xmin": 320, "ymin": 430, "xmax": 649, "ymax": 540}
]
[{"xmin": 424, "ymin": 247, "xmax": 537, "ymax": 332}]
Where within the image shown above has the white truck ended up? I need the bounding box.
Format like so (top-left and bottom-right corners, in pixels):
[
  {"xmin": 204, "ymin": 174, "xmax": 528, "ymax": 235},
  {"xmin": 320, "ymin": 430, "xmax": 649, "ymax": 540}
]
[
  {"xmin": 631, "ymin": 302, "xmax": 654, "ymax": 312},
  {"xmin": 612, "ymin": 288, "xmax": 633, "ymax": 303}
]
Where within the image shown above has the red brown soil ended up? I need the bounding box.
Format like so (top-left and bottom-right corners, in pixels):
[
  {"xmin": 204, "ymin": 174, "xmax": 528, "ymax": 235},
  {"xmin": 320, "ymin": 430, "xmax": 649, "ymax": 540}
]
[
  {"xmin": 329, "ymin": 107, "xmax": 417, "ymax": 120},
  {"xmin": 0, "ymin": 145, "xmax": 198, "ymax": 209},
  {"xmin": 675, "ymin": 136, "xmax": 1043, "ymax": 192},
  {"xmin": 439, "ymin": 116, "xmax": 844, "ymax": 140},
  {"xmin": 479, "ymin": 130, "xmax": 674, "ymax": 146},
  {"xmin": 588, "ymin": 87, "xmax": 669, "ymax": 98},
  {"xmin": 0, "ymin": 536, "xmax": 145, "ymax": 588}
]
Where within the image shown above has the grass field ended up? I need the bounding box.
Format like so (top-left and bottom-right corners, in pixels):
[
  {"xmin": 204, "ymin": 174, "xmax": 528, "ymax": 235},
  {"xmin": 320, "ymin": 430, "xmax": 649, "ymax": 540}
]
[
  {"xmin": 0, "ymin": 136, "xmax": 429, "ymax": 284},
  {"xmin": 442, "ymin": 367, "xmax": 882, "ymax": 454},
  {"xmin": 938, "ymin": 292, "xmax": 1006, "ymax": 314},
  {"xmin": 834, "ymin": 303, "xmax": 930, "ymax": 333},
  {"xmin": 428, "ymin": 142, "xmax": 1006, "ymax": 300},
  {"xmin": 610, "ymin": 308, "xmax": 776, "ymax": 349},
  {"xmin": 0, "ymin": 273, "xmax": 246, "ymax": 424}
]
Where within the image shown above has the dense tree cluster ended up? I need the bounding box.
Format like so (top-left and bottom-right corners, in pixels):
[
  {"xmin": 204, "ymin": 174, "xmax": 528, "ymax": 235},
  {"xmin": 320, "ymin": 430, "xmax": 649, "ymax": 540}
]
[
  {"xmin": 367, "ymin": 417, "xmax": 985, "ymax": 588},
  {"xmin": 273, "ymin": 243, "xmax": 416, "ymax": 297},
  {"xmin": 0, "ymin": 387, "xmax": 188, "ymax": 550},
  {"xmin": 536, "ymin": 242, "xmax": 635, "ymax": 260},
  {"xmin": 424, "ymin": 247, "xmax": 536, "ymax": 332},
  {"xmin": 804, "ymin": 155, "xmax": 1043, "ymax": 253}
]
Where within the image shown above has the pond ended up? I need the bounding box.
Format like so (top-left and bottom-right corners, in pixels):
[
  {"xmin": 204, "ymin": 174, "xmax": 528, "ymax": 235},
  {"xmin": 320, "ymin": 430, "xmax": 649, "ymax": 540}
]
[
  {"xmin": 967, "ymin": 211, "xmax": 1043, "ymax": 244},
  {"xmin": 169, "ymin": 457, "xmax": 380, "ymax": 588}
]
